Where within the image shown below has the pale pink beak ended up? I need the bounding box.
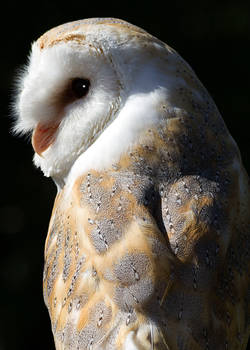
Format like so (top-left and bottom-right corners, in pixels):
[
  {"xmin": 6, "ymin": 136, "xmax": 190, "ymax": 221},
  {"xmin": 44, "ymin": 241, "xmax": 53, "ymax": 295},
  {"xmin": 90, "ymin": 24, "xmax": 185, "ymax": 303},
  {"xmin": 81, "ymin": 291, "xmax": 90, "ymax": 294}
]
[{"xmin": 32, "ymin": 121, "xmax": 59, "ymax": 156}]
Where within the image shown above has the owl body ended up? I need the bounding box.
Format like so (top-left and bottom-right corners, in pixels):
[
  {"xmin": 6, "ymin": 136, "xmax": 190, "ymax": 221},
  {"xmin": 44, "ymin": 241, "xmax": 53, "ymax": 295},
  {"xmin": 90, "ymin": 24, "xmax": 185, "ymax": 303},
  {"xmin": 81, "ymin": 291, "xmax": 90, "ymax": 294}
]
[{"xmin": 15, "ymin": 18, "xmax": 250, "ymax": 349}]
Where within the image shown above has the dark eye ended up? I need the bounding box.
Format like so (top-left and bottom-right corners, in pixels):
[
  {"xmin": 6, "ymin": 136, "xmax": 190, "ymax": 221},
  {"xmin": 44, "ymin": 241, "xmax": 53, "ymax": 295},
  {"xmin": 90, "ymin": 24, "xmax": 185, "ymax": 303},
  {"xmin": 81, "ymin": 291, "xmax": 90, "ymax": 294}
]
[{"xmin": 71, "ymin": 78, "xmax": 90, "ymax": 99}]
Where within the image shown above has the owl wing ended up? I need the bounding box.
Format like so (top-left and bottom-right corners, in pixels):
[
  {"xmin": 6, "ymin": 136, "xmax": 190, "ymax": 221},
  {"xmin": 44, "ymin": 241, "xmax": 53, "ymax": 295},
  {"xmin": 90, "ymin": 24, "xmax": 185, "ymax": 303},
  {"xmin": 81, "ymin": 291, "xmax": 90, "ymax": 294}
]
[
  {"xmin": 44, "ymin": 167, "xmax": 175, "ymax": 349},
  {"xmin": 43, "ymin": 156, "xmax": 250, "ymax": 350},
  {"xmin": 43, "ymin": 104, "xmax": 250, "ymax": 349}
]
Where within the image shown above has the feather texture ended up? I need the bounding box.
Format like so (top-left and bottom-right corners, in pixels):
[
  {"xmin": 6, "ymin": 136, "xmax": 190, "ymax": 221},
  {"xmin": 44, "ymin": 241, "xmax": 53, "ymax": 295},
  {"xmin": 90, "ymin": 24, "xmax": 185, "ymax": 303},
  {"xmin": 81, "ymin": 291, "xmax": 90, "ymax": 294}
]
[{"xmin": 14, "ymin": 18, "xmax": 250, "ymax": 349}]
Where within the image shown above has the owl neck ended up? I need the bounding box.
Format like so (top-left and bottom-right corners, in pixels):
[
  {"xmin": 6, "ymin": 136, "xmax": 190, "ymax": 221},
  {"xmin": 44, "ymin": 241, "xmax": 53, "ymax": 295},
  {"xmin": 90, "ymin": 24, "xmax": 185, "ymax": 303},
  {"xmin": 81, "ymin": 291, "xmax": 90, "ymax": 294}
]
[{"xmin": 64, "ymin": 87, "xmax": 169, "ymax": 193}]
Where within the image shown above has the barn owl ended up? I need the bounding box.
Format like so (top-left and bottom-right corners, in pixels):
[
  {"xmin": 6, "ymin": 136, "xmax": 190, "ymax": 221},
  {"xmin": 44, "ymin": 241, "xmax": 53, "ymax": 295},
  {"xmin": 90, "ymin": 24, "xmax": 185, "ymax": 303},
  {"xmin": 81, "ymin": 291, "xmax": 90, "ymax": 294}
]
[{"xmin": 14, "ymin": 18, "xmax": 250, "ymax": 350}]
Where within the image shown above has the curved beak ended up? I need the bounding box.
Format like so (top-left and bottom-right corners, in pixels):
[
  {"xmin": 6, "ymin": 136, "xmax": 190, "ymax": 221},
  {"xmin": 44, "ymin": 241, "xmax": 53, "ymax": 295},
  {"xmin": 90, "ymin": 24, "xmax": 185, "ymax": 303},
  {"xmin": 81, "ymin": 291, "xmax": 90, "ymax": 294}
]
[{"xmin": 32, "ymin": 121, "xmax": 59, "ymax": 156}]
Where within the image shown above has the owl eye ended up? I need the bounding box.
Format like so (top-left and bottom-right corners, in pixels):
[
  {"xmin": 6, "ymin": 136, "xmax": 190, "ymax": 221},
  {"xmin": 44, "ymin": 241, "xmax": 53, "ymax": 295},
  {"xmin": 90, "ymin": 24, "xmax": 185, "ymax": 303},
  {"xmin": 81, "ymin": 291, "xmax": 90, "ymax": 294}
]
[{"xmin": 71, "ymin": 78, "xmax": 90, "ymax": 99}]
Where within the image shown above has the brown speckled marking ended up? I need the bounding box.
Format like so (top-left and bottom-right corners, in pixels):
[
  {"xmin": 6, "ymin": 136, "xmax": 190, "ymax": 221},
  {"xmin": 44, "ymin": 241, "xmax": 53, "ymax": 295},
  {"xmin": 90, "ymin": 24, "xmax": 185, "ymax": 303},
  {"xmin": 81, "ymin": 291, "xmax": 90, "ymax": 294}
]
[
  {"xmin": 37, "ymin": 18, "xmax": 150, "ymax": 51},
  {"xmin": 44, "ymin": 115, "xmax": 250, "ymax": 348}
]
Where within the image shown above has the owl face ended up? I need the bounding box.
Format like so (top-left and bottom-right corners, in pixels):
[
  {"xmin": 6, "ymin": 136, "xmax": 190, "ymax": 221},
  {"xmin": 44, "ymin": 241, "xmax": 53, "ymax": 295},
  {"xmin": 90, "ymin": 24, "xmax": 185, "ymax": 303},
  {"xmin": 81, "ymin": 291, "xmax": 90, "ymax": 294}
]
[
  {"xmin": 14, "ymin": 18, "xmax": 203, "ymax": 188},
  {"xmin": 15, "ymin": 30, "xmax": 123, "ymax": 182}
]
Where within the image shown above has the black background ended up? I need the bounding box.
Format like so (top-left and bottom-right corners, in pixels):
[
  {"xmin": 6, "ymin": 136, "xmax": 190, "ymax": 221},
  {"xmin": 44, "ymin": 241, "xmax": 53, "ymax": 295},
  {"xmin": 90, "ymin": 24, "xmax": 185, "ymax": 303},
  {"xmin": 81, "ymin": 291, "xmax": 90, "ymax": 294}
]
[{"xmin": 0, "ymin": 1, "xmax": 249, "ymax": 349}]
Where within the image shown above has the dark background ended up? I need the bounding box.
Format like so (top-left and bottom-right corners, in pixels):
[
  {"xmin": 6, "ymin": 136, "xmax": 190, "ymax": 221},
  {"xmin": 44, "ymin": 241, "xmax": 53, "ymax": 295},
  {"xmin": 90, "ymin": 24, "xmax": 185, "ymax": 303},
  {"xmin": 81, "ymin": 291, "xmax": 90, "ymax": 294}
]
[{"xmin": 0, "ymin": 1, "xmax": 249, "ymax": 349}]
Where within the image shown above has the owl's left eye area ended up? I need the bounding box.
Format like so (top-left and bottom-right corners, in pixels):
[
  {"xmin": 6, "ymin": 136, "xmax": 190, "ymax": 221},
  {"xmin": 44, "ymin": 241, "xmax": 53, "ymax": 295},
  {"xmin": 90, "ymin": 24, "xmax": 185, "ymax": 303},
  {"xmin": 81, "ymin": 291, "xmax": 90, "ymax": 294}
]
[
  {"xmin": 71, "ymin": 78, "xmax": 90, "ymax": 99},
  {"xmin": 31, "ymin": 78, "xmax": 91, "ymax": 156}
]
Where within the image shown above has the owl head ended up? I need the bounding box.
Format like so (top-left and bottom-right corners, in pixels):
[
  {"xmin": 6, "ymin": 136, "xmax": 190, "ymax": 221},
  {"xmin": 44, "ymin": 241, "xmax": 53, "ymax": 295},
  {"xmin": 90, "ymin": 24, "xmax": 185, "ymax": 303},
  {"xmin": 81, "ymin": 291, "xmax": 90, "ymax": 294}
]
[{"xmin": 14, "ymin": 18, "xmax": 222, "ymax": 188}]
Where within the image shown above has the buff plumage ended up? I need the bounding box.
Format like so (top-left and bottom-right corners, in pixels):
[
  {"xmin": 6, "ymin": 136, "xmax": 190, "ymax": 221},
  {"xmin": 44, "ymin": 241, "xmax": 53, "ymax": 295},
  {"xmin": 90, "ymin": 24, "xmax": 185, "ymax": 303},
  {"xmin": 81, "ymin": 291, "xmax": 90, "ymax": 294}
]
[{"xmin": 14, "ymin": 18, "xmax": 250, "ymax": 349}]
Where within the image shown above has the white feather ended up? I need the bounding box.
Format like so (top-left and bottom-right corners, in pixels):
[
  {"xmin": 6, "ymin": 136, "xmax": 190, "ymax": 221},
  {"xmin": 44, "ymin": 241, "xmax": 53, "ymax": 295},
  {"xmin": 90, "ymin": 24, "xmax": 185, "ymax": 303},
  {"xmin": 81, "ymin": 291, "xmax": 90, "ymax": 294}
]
[{"xmin": 66, "ymin": 86, "xmax": 168, "ymax": 190}]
